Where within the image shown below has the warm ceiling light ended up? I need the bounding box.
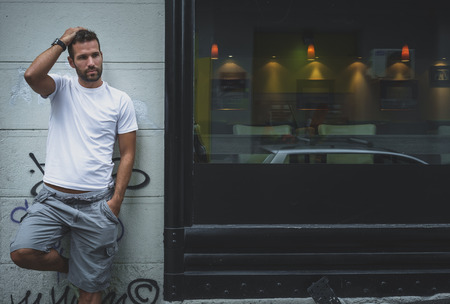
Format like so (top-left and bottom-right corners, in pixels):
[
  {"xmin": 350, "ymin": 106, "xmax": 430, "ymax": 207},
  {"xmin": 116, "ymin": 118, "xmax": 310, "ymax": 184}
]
[
  {"xmin": 307, "ymin": 43, "xmax": 315, "ymax": 61},
  {"xmin": 401, "ymin": 44, "xmax": 410, "ymax": 62},
  {"xmin": 211, "ymin": 43, "xmax": 219, "ymax": 60}
]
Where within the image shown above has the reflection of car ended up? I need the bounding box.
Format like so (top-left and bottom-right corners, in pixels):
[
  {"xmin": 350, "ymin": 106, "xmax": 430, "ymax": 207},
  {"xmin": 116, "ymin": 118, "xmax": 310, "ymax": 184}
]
[{"xmin": 262, "ymin": 146, "xmax": 429, "ymax": 164}]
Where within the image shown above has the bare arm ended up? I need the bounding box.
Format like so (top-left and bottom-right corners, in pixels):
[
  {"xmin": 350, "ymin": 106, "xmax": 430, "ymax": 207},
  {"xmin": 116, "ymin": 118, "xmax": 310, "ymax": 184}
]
[
  {"xmin": 24, "ymin": 27, "xmax": 85, "ymax": 96},
  {"xmin": 108, "ymin": 131, "xmax": 137, "ymax": 216}
]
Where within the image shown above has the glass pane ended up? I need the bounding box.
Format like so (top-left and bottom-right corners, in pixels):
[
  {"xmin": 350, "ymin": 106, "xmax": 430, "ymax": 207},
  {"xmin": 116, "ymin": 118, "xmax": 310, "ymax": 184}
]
[{"xmin": 194, "ymin": 0, "xmax": 450, "ymax": 165}]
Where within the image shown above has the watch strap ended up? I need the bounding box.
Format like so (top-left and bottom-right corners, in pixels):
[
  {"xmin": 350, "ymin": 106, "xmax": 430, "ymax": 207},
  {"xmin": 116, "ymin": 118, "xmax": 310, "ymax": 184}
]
[{"xmin": 51, "ymin": 38, "xmax": 66, "ymax": 51}]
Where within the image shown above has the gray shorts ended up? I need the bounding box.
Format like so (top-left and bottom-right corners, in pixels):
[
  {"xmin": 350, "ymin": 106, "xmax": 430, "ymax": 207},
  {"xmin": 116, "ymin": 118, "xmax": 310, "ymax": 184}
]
[{"xmin": 10, "ymin": 184, "xmax": 119, "ymax": 293}]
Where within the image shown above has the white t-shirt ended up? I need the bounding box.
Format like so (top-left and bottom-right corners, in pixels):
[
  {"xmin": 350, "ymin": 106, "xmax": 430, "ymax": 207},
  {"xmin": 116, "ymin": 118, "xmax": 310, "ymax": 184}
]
[{"xmin": 43, "ymin": 74, "xmax": 138, "ymax": 191}]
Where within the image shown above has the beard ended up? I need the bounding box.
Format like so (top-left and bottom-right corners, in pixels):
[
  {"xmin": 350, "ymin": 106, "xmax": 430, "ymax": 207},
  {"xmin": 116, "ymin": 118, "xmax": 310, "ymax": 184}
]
[{"xmin": 75, "ymin": 64, "xmax": 103, "ymax": 83}]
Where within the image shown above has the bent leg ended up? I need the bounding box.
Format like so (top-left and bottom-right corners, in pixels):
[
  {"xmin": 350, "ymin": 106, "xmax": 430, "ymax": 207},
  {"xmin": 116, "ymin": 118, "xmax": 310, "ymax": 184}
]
[
  {"xmin": 10, "ymin": 248, "xmax": 68, "ymax": 273},
  {"xmin": 10, "ymin": 189, "xmax": 70, "ymax": 271}
]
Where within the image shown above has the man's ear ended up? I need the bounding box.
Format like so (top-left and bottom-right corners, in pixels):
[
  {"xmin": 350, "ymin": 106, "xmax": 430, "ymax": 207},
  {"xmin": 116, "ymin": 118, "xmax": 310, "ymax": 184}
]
[{"xmin": 67, "ymin": 56, "xmax": 75, "ymax": 68}]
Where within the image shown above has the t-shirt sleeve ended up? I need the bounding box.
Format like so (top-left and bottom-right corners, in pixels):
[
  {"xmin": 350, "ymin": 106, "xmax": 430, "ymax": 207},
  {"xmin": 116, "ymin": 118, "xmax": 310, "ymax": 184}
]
[
  {"xmin": 45, "ymin": 74, "xmax": 65, "ymax": 100},
  {"xmin": 118, "ymin": 94, "xmax": 139, "ymax": 134}
]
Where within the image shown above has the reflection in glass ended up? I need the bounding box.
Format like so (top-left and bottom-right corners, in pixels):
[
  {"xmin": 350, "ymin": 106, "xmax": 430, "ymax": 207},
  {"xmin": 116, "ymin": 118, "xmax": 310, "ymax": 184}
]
[{"xmin": 194, "ymin": 0, "xmax": 450, "ymax": 165}]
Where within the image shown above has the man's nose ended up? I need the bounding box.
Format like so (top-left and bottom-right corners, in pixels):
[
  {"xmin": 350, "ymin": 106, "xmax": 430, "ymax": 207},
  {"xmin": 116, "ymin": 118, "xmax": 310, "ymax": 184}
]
[{"xmin": 87, "ymin": 56, "xmax": 95, "ymax": 66}]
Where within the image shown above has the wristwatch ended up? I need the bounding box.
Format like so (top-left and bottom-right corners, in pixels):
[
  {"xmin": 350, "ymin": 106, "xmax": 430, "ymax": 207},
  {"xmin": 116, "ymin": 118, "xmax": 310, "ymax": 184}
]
[{"xmin": 51, "ymin": 38, "xmax": 66, "ymax": 51}]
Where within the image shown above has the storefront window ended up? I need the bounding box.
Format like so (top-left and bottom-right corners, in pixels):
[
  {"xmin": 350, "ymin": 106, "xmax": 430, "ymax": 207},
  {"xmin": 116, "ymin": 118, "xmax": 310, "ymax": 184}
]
[
  {"xmin": 165, "ymin": 1, "xmax": 450, "ymax": 300},
  {"xmin": 194, "ymin": 0, "xmax": 450, "ymax": 165}
]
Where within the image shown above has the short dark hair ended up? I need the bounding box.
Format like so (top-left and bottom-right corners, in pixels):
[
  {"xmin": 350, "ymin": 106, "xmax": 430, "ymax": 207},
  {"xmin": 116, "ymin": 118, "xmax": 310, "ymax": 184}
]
[{"xmin": 68, "ymin": 30, "xmax": 101, "ymax": 59}]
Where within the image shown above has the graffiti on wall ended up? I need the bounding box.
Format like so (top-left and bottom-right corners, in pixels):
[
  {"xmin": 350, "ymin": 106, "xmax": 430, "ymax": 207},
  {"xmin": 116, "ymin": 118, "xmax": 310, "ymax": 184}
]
[
  {"xmin": 9, "ymin": 278, "xmax": 160, "ymax": 304},
  {"xmin": 10, "ymin": 68, "xmax": 33, "ymax": 105}
]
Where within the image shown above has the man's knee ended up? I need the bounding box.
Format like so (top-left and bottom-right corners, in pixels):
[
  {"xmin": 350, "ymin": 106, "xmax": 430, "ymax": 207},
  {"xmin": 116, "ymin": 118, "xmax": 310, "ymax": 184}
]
[{"xmin": 10, "ymin": 248, "xmax": 42, "ymax": 268}]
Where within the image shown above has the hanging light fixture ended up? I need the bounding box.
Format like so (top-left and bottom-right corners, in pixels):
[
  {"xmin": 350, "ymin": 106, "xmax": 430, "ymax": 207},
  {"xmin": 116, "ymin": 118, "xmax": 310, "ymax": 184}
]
[
  {"xmin": 401, "ymin": 44, "xmax": 410, "ymax": 62},
  {"xmin": 307, "ymin": 43, "xmax": 315, "ymax": 61},
  {"xmin": 211, "ymin": 43, "xmax": 219, "ymax": 60}
]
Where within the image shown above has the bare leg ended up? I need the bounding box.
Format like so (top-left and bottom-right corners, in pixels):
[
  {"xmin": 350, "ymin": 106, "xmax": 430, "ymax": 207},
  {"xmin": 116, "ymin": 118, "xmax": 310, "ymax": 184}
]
[
  {"xmin": 10, "ymin": 248, "xmax": 68, "ymax": 273},
  {"xmin": 79, "ymin": 290, "xmax": 102, "ymax": 304}
]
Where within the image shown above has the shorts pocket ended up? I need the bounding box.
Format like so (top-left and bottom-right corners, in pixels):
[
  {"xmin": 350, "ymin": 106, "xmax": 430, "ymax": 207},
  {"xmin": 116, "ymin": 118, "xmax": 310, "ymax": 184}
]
[
  {"xmin": 93, "ymin": 243, "xmax": 118, "ymax": 287},
  {"xmin": 101, "ymin": 200, "xmax": 119, "ymax": 224}
]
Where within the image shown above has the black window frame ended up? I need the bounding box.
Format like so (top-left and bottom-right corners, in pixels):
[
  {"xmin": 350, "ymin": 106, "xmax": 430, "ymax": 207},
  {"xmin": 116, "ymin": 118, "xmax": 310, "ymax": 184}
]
[{"xmin": 164, "ymin": 0, "xmax": 450, "ymax": 301}]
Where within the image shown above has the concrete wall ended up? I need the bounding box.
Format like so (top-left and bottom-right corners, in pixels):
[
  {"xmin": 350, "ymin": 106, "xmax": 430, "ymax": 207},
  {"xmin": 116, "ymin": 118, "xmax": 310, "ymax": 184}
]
[{"xmin": 0, "ymin": 0, "xmax": 165, "ymax": 302}]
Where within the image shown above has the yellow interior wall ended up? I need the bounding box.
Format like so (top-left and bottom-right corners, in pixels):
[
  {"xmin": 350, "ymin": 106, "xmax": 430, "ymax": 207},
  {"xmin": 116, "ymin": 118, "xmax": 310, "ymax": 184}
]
[
  {"xmin": 251, "ymin": 32, "xmax": 360, "ymax": 125},
  {"xmin": 252, "ymin": 32, "xmax": 357, "ymax": 94},
  {"xmin": 194, "ymin": 57, "xmax": 212, "ymax": 152}
]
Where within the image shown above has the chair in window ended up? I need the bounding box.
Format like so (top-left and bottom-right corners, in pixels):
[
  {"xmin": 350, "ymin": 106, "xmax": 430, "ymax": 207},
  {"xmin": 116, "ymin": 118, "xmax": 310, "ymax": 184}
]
[
  {"xmin": 233, "ymin": 124, "xmax": 292, "ymax": 163},
  {"xmin": 318, "ymin": 124, "xmax": 376, "ymax": 164}
]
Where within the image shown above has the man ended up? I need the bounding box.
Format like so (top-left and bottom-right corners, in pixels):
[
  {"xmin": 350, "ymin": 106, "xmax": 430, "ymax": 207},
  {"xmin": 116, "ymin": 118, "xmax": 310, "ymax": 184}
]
[{"xmin": 10, "ymin": 27, "xmax": 138, "ymax": 303}]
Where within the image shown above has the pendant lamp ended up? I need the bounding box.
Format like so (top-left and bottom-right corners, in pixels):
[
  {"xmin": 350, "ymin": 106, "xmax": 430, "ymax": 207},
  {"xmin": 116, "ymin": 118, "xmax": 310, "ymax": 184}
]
[
  {"xmin": 307, "ymin": 43, "xmax": 315, "ymax": 61},
  {"xmin": 401, "ymin": 44, "xmax": 410, "ymax": 62},
  {"xmin": 211, "ymin": 43, "xmax": 219, "ymax": 60}
]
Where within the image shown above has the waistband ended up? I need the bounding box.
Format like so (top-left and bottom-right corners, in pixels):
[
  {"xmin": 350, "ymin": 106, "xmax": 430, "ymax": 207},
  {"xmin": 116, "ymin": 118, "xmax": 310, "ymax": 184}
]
[{"xmin": 43, "ymin": 184, "xmax": 114, "ymax": 204}]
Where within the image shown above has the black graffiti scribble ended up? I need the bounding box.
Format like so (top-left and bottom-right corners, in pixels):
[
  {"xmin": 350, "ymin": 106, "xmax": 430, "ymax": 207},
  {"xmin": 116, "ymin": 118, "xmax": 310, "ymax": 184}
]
[
  {"xmin": 10, "ymin": 279, "xmax": 159, "ymax": 304},
  {"xmin": 10, "ymin": 290, "xmax": 41, "ymax": 304},
  {"xmin": 127, "ymin": 279, "xmax": 160, "ymax": 304},
  {"xmin": 29, "ymin": 153, "xmax": 150, "ymax": 196},
  {"xmin": 51, "ymin": 286, "xmax": 77, "ymax": 304},
  {"xmin": 29, "ymin": 152, "xmax": 45, "ymax": 196}
]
